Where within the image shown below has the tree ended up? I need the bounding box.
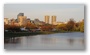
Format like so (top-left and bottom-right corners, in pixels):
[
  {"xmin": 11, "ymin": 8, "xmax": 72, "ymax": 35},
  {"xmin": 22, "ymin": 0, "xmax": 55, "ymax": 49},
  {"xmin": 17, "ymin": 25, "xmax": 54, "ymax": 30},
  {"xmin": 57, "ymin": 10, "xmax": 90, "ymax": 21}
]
[
  {"xmin": 40, "ymin": 25, "xmax": 53, "ymax": 31},
  {"xmin": 80, "ymin": 20, "xmax": 84, "ymax": 32},
  {"xmin": 25, "ymin": 22, "xmax": 38, "ymax": 29},
  {"xmin": 56, "ymin": 24, "xmax": 67, "ymax": 31},
  {"xmin": 8, "ymin": 25, "xmax": 21, "ymax": 32},
  {"xmin": 74, "ymin": 22, "xmax": 80, "ymax": 31},
  {"xmin": 66, "ymin": 19, "xmax": 75, "ymax": 31},
  {"xmin": 4, "ymin": 24, "xmax": 10, "ymax": 30}
]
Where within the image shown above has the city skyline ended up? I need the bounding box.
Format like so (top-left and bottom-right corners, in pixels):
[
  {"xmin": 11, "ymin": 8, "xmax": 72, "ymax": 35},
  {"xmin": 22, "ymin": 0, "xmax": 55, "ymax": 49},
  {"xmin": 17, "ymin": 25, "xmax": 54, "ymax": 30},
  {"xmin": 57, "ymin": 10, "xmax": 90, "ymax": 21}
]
[{"xmin": 4, "ymin": 4, "xmax": 84, "ymax": 22}]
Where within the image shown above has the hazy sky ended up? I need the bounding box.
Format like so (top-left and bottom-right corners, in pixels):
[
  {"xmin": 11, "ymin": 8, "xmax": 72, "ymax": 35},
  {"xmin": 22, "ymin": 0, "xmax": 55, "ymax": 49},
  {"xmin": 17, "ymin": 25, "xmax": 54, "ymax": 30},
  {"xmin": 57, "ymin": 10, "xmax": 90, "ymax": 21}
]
[{"xmin": 4, "ymin": 4, "xmax": 84, "ymax": 22}]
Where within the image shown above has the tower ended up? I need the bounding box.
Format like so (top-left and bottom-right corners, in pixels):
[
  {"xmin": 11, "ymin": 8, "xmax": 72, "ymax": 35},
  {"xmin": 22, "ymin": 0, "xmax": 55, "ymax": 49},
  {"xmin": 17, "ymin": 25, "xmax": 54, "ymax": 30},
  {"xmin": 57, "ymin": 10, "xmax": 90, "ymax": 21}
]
[
  {"xmin": 17, "ymin": 13, "xmax": 24, "ymax": 22},
  {"xmin": 51, "ymin": 16, "xmax": 56, "ymax": 25},
  {"xmin": 17, "ymin": 13, "xmax": 27, "ymax": 26},
  {"xmin": 45, "ymin": 15, "xmax": 49, "ymax": 24},
  {"xmin": 18, "ymin": 16, "xmax": 27, "ymax": 26}
]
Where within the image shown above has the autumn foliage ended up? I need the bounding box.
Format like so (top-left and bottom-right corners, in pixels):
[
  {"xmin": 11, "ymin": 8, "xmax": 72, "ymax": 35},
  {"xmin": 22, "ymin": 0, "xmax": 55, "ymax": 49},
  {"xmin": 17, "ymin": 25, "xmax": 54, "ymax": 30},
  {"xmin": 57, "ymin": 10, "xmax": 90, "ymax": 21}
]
[
  {"xmin": 40, "ymin": 25, "xmax": 53, "ymax": 31},
  {"xmin": 4, "ymin": 19, "xmax": 84, "ymax": 32},
  {"xmin": 25, "ymin": 22, "xmax": 38, "ymax": 29}
]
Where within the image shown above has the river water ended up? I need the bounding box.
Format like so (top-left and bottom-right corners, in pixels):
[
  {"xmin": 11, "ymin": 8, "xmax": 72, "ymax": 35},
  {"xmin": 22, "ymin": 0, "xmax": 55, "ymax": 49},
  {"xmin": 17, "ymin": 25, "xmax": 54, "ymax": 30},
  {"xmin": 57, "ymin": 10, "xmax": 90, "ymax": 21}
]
[{"xmin": 4, "ymin": 32, "xmax": 85, "ymax": 50}]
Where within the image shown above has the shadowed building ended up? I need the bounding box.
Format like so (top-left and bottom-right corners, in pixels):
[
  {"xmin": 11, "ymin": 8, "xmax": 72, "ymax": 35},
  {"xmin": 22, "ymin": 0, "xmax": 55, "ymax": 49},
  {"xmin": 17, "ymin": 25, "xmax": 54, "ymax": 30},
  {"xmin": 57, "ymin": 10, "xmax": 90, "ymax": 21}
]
[
  {"xmin": 45, "ymin": 15, "xmax": 49, "ymax": 24},
  {"xmin": 34, "ymin": 19, "xmax": 40, "ymax": 25},
  {"xmin": 34, "ymin": 18, "xmax": 45, "ymax": 25}
]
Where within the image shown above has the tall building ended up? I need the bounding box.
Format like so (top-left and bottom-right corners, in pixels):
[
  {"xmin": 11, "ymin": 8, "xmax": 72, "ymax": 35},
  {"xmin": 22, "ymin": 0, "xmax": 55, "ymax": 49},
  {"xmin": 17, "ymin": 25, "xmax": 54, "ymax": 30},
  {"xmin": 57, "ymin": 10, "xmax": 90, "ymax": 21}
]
[
  {"xmin": 45, "ymin": 15, "xmax": 49, "ymax": 24},
  {"xmin": 4, "ymin": 18, "xmax": 9, "ymax": 24},
  {"xmin": 17, "ymin": 13, "xmax": 24, "ymax": 22},
  {"xmin": 18, "ymin": 16, "xmax": 27, "ymax": 26},
  {"xmin": 17, "ymin": 13, "xmax": 27, "ymax": 26},
  {"xmin": 51, "ymin": 16, "xmax": 56, "ymax": 25}
]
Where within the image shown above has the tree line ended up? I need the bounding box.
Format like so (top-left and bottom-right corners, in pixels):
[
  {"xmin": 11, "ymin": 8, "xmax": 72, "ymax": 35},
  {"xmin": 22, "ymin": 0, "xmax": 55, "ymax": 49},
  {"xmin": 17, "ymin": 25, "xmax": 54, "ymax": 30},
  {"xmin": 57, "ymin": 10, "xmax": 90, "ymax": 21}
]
[
  {"xmin": 4, "ymin": 19, "xmax": 84, "ymax": 32},
  {"xmin": 56, "ymin": 19, "xmax": 84, "ymax": 32}
]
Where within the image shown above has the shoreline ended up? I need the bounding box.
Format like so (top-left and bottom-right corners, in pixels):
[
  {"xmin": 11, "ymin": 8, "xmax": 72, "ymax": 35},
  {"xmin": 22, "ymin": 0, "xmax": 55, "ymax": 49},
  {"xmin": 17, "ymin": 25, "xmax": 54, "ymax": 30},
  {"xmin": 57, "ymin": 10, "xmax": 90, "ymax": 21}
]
[
  {"xmin": 4, "ymin": 31, "xmax": 84, "ymax": 38},
  {"xmin": 4, "ymin": 31, "xmax": 84, "ymax": 43}
]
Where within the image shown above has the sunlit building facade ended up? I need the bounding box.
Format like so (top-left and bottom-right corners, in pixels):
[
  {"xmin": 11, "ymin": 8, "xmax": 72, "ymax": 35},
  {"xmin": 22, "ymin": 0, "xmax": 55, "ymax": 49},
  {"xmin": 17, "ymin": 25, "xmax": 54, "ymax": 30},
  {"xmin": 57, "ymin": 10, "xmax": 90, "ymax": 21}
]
[
  {"xmin": 53, "ymin": 22, "xmax": 64, "ymax": 25},
  {"xmin": 17, "ymin": 13, "xmax": 24, "ymax": 22},
  {"xmin": 51, "ymin": 16, "xmax": 56, "ymax": 25},
  {"xmin": 4, "ymin": 18, "xmax": 9, "ymax": 24},
  {"xmin": 18, "ymin": 16, "xmax": 27, "ymax": 26},
  {"xmin": 45, "ymin": 15, "xmax": 49, "ymax": 24},
  {"xmin": 17, "ymin": 13, "xmax": 27, "ymax": 26}
]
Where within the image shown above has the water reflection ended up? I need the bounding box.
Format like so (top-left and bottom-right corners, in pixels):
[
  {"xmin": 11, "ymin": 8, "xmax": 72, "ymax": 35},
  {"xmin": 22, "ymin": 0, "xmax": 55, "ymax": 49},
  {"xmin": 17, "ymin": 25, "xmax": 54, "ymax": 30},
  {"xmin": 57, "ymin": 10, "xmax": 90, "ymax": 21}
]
[
  {"xmin": 79, "ymin": 39, "xmax": 85, "ymax": 45},
  {"xmin": 4, "ymin": 37, "xmax": 21, "ymax": 43},
  {"xmin": 4, "ymin": 33, "xmax": 85, "ymax": 50},
  {"xmin": 67, "ymin": 39, "xmax": 74, "ymax": 45}
]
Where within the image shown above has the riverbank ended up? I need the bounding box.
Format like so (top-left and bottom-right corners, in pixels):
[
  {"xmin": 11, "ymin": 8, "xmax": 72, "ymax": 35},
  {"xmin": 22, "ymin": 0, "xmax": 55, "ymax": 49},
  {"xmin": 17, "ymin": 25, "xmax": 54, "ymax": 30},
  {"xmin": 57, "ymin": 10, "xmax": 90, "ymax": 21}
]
[
  {"xmin": 4, "ymin": 31, "xmax": 83, "ymax": 38},
  {"xmin": 4, "ymin": 32, "xmax": 41, "ymax": 38},
  {"xmin": 4, "ymin": 31, "xmax": 66, "ymax": 38}
]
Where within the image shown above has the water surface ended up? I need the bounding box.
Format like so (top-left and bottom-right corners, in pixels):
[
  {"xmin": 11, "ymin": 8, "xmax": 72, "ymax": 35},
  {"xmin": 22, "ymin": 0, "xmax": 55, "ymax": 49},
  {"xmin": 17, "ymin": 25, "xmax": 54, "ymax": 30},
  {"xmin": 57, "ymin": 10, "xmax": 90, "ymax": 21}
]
[{"xmin": 4, "ymin": 32, "xmax": 85, "ymax": 50}]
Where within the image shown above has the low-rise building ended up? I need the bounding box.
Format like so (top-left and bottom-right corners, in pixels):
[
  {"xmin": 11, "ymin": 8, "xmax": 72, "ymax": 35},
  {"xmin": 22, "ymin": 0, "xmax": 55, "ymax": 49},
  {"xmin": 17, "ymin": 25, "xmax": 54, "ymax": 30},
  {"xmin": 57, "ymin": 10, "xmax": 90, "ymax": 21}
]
[
  {"xmin": 4, "ymin": 18, "xmax": 9, "ymax": 24},
  {"xmin": 52, "ymin": 22, "xmax": 64, "ymax": 25}
]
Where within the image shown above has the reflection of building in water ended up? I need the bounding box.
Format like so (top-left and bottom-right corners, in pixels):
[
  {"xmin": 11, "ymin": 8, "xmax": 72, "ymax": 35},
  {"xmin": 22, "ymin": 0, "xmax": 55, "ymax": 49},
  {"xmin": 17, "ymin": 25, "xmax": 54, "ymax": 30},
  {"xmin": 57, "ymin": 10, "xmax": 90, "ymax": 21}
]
[
  {"xmin": 4, "ymin": 37, "xmax": 21, "ymax": 43},
  {"xmin": 67, "ymin": 39, "xmax": 74, "ymax": 45},
  {"xmin": 41, "ymin": 37, "xmax": 59, "ymax": 44},
  {"xmin": 79, "ymin": 39, "xmax": 85, "ymax": 45}
]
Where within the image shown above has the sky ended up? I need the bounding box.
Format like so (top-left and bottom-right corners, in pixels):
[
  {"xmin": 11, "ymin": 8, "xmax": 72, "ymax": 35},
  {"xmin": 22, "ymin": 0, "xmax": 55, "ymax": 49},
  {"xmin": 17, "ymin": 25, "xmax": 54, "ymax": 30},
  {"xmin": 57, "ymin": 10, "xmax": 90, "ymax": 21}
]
[{"xmin": 4, "ymin": 4, "xmax": 84, "ymax": 22}]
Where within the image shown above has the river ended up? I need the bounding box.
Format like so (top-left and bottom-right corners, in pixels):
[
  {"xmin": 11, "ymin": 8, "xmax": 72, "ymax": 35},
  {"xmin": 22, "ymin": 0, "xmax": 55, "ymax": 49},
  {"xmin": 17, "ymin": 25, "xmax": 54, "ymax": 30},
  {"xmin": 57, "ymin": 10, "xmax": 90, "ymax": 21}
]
[{"xmin": 4, "ymin": 32, "xmax": 85, "ymax": 50}]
